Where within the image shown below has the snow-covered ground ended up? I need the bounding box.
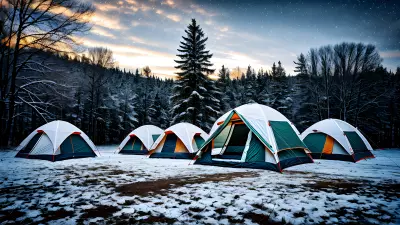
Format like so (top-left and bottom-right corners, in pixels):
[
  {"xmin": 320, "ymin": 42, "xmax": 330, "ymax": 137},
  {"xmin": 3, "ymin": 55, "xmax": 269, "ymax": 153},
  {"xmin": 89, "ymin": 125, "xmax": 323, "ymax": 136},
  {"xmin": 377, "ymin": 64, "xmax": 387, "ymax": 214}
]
[{"xmin": 0, "ymin": 146, "xmax": 399, "ymax": 225}]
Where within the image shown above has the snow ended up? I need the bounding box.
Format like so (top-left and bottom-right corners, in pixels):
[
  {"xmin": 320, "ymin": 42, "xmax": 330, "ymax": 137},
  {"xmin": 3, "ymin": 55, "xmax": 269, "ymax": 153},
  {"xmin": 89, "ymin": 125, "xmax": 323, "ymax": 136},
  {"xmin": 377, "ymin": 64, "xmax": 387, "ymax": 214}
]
[{"xmin": 0, "ymin": 146, "xmax": 399, "ymax": 224}]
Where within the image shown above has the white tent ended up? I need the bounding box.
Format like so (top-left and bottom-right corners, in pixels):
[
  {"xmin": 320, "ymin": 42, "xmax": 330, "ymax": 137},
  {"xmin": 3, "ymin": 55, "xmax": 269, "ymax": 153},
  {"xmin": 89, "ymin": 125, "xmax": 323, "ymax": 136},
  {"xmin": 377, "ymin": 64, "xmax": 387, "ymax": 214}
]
[
  {"xmin": 209, "ymin": 103, "xmax": 302, "ymax": 154},
  {"xmin": 16, "ymin": 120, "xmax": 98, "ymax": 161},
  {"xmin": 301, "ymin": 119, "xmax": 374, "ymax": 162},
  {"xmin": 149, "ymin": 122, "xmax": 208, "ymax": 159},
  {"xmin": 117, "ymin": 125, "xmax": 163, "ymax": 154},
  {"xmin": 195, "ymin": 103, "xmax": 313, "ymax": 171}
]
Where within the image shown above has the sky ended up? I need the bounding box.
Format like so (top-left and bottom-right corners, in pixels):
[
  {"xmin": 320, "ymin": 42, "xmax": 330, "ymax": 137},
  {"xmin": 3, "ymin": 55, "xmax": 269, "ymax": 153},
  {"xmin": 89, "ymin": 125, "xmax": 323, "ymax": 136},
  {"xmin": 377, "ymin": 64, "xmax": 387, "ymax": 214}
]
[{"xmin": 80, "ymin": 0, "xmax": 400, "ymax": 78}]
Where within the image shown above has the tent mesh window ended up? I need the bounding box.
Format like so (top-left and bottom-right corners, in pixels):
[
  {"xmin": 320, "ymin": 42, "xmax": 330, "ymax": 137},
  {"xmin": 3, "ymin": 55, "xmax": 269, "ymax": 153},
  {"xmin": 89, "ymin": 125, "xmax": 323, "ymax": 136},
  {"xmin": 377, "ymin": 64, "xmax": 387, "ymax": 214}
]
[
  {"xmin": 152, "ymin": 134, "xmax": 161, "ymax": 142},
  {"xmin": 303, "ymin": 133, "xmax": 326, "ymax": 154},
  {"xmin": 269, "ymin": 121, "xmax": 306, "ymax": 150},
  {"xmin": 30, "ymin": 133, "xmax": 53, "ymax": 155},
  {"xmin": 122, "ymin": 137, "xmax": 144, "ymax": 151},
  {"xmin": 60, "ymin": 134, "xmax": 93, "ymax": 154},
  {"xmin": 344, "ymin": 131, "xmax": 369, "ymax": 153},
  {"xmin": 19, "ymin": 133, "xmax": 42, "ymax": 154},
  {"xmin": 161, "ymin": 133, "xmax": 178, "ymax": 153},
  {"xmin": 213, "ymin": 124, "xmax": 232, "ymax": 149},
  {"xmin": 194, "ymin": 135, "xmax": 205, "ymax": 149},
  {"xmin": 224, "ymin": 124, "xmax": 250, "ymax": 156}
]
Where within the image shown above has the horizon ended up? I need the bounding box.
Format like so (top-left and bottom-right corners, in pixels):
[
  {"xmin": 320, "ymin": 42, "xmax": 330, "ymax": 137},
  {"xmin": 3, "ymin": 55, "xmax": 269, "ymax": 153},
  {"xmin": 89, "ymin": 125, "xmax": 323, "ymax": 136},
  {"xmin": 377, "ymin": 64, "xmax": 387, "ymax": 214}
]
[{"xmin": 80, "ymin": 0, "xmax": 400, "ymax": 79}]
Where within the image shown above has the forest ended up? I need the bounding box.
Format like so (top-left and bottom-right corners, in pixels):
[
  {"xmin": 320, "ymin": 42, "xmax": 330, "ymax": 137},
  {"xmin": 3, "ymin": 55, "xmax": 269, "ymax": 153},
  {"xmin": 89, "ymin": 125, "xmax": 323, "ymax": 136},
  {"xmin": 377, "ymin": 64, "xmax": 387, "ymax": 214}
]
[{"xmin": 1, "ymin": 1, "xmax": 399, "ymax": 148}]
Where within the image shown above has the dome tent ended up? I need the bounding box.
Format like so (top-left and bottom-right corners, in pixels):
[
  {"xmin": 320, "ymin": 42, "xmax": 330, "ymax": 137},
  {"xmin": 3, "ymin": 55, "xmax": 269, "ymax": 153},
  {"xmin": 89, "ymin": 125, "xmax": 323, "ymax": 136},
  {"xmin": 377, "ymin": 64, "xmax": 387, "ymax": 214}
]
[
  {"xmin": 149, "ymin": 123, "xmax": 208, "ymax": 159},
  {"xmin": 194, "ymin": 103, "xmax": 313, "ymax": 172},
  {"xmin": 301, "ymin": 119, "xmax": 374, "ymax": 162},
  {"xmin": 15, "ymin": 120, "xmax": 98, "ymax": 161},
  {"xmin": 117, "ymin": 125, "xmax": 163, "ymax": 154}
]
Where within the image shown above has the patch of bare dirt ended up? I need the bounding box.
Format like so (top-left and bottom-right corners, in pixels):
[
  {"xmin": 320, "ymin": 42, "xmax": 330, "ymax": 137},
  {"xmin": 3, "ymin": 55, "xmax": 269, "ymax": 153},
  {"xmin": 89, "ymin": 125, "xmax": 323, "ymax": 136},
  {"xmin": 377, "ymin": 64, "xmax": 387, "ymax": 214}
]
[
  {"xmin": 140, "ymin": 215, "xmax": 177, "ymax": 224},
  {"xmin": 305, "ymin": 178, "xmax": 399, "ymax": 198},
  {"xmin": 87, "ymin": 166, "xmax": 110, "ymax": 171},
  {"xmin": 304, "ymin": 179, "xmax": 367, "ymax": 194},
  {"xmin": 0, "ymin": 209, "xmax": 25, "ymax": 223},
  {"xmin": 116, "ymin": 172, "xmax": 259, "ymax": 196},
  {"xmin": 243, "ymin": 212, "xmax": 284, "ymax": 225},
  {"xmin": 108, "ymin": 170, "xmax": 125, "ymax": 175},
  {"xmin": 108, "ymin": 211, "xmax": 177, "ymax": 224},
  {"xmin": 34, "ymin": 209, "xmax": 74, "ymax": 224},
  {"xmin": 282, "ymin": 170, "xmax": 314, "ymax": 176},
  {"xmin": 79, "ymin": 205, "xmax": 119, "ymax": 220}
]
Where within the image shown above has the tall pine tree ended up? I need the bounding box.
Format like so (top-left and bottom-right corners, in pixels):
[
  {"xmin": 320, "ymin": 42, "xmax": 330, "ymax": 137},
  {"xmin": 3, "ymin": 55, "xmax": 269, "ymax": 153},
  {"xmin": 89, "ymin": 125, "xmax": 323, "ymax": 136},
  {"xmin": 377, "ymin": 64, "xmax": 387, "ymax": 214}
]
[
  {"xmin": 171, "ymin": 19, "xmax": 220, "ymax": 130},
  {"xmin": 216, "ymin": 65, "xmax": 231, "ymax": 114}
]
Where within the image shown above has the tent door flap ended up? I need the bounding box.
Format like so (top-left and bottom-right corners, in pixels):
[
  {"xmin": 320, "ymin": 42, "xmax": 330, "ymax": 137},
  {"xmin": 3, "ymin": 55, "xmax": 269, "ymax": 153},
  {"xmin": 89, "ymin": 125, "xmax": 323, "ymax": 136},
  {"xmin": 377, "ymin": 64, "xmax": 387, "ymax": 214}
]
[{"xmin": 240, "ymin": 130, "xmax": 252, "ymax": 162}]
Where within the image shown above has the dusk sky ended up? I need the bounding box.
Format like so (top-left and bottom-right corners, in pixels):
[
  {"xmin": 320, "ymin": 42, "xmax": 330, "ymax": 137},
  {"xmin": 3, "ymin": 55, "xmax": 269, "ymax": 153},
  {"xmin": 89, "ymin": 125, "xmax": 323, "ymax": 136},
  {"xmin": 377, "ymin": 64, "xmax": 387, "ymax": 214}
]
[{"xmin": 80, "ymin": 0, "xmax": 400, "ymax": 78}]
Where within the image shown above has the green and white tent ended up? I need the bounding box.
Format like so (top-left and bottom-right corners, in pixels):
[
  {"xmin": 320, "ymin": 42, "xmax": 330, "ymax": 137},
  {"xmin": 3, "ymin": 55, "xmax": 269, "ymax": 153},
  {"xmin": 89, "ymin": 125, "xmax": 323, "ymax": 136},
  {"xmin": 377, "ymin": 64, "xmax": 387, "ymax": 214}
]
[
  {"xmin": 15, "ymin": 120, "xmax": 98, "ymax": 161},
  {"xmin": 149, "ymin": 123, "xmax": 208, "ymax": 159},
  {"xmin": 301, "ymin": 119, "xmax": 374, "ymax": 162},
  {"xmin": 117, "ymin": 125, "xmax": 163, "ymax": 154},
  {"xmin": 194, "ymin": 103, "xmax": 313, "ymax": 172}
]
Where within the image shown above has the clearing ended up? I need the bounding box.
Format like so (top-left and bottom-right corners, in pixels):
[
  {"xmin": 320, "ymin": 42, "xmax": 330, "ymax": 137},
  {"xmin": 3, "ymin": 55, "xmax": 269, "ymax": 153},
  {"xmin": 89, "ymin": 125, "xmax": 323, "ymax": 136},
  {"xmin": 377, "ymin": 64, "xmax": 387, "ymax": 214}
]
[{"xmin": 0, "ymin": 146, "xmax": 399, "ymax": 224}]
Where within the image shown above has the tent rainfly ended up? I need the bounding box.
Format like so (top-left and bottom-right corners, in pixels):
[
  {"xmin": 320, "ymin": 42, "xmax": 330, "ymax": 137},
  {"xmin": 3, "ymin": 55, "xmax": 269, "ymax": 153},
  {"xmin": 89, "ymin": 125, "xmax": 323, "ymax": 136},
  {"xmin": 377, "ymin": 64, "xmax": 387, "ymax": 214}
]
[
  {"xmin": 301, "ymin": 119, "xmax": 374, "ymax": 162},
  {"xmin": 194, "ymin": 103, "xmax": 313, "ymax": 172},
  {"xmin": 15, "ymin": 120, "xmax": 98, "ymax": 161},
  {"xmin": 149, "ymin": 123, "xmax": 208, "ymax": 159},
  {"xmin": 117, "ymin": 125, "xmax": 163, "ymax": 154}
]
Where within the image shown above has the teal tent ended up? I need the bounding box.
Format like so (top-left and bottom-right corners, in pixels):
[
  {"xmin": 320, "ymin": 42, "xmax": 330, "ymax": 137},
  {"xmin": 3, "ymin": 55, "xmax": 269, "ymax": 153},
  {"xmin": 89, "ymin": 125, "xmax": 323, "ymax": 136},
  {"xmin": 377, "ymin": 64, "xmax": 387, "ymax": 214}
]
[
  {"xmin": 301, "ymin": 119, "xmax": 374, "ymax": 162},
  {"xmin": 118, "ymin": 125, "xmax": 163, "ymax": 155},
  {"xmin": 194, "ymin": 104, "xmax": 313, "ymax": 172}
]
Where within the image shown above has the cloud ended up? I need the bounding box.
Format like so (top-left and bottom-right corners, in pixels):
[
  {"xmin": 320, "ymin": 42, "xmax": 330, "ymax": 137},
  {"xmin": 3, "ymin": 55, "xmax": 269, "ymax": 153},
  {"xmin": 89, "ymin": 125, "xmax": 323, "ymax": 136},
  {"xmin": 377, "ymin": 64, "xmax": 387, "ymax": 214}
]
[
  {"xmin": 80, "ymin": 38, "xmax": 176, "ymax": 76},
  {"xmin": 132, "ymin": 21, "xmax": 141, "ymax": 26},
  {"xmin": 161, "ymin": 0, "xmax": 175, "ymax": 7},
  {"xmin": 212, "ymin": 51, "xmax": 269, "ymax": 74},
  {"xmin": 123, "ymin": 0, "xmax": 153, "ymax": 12},
  {"xmin": 91, "ymin": 27, "xmax": 116, "ymax": 39},
  {"xmin": 129, "ymin": 36, "xmax": 159, "ymax": 47},
  {"xmin": 128, "ymin": 6, "xmax": 139, "ymax": 12},
  {"xmin": 125, "ymin": 0, "xmax": 138, "ymax": 5},
  {"xmin": 380, "ymin": 50, "xmax": 400, "ymax": 58},
  {"xmin": 81, "ymin": 38, "xmax": 170, "ymax": 57},
  {"xmin": 94, "ymin": 3, "xmax": 119, "ymax": 12},
  {"xmin": 91, "ymin": 13, "xmax": 126, "ymax": 30},
  {"xmin": 156, "ymin": 9, "xmax": 181, "ymax": 22},
  {"xmin": 166, "ymin": 14, "xmax": 181, "ymax": 22},
  {"xmin": 220, "ymin": 27, "xmax": 229, "ymax": 32},
  {"xmin": 205, "ymin": 20, "xmax": 213, "ymax": 25},
  {"xmin": 190, "ymin": 4, "xmax": 216, "ymax": 17}
]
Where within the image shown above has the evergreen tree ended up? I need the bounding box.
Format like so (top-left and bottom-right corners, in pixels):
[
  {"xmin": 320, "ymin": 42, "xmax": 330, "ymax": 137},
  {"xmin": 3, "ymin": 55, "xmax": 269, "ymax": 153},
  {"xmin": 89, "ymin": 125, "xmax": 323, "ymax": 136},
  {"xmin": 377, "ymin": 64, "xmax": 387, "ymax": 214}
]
[
  {"xmin": 271, "ymin": 62, "xmax": 277, "ymax": 77},
  {"xmin": 294, "ymin": 53, "xmax": 308, "ymax": 75},
  {"xmin": 149, "ymin": 93, "xmax": 169, "ymax": 128},
  {"xmin": 216, "ymin": 65, "xmax": 231, "ymax": 114},
  {"xmin": 246, "ymin": 65, "xmax": 252, "ymax": 78},
  {"xmin": 134, "ymin": 68, "xmax": 141, "ymax": 82},
  {"xmin": 171, "ymin": 19, "xmax": 219, "ymax": 130},
  {"xmin": 245, "ymin": 65, "xmax": 256, "ymax": 103},
  {"xmin": 136, "ymin": 77, "xmax": 152, "ymax": 126},
  {"xmin": 276, "ymin": 61, "xmax": 286, "ymax": 77}
]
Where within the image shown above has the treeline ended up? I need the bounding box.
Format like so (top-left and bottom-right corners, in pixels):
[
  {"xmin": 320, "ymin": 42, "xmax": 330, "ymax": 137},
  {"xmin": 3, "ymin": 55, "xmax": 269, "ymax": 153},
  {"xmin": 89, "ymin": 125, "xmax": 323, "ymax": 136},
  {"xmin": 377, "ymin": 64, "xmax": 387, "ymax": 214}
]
[
  {"xmin": 1, "ymin": 1, "xmax": 399, "ymax": 148},
  {"xmin": 10, "ymin": 50, "xmax": 174, "ymax": 145},
  {"xmin": 215, "ymin": 55, "xmax": 400, "ymax": 148},
  {"xmin": 4, "ymin": 45, "xmax": 400, "ymax": 148}
]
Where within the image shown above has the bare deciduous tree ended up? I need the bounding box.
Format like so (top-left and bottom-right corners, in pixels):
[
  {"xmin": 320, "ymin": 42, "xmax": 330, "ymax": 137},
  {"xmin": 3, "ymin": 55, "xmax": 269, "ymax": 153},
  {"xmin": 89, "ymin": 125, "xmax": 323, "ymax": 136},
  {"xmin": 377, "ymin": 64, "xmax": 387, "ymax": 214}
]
[
  {"xmin": 88, "ymin": 47, "xmax": 115, "ymax": 68},
  {"xmin": 303, "ymin": 42, "xmax": 382, "ymax": 124},
  {"xmin": 85, "ymin": 47, "xmax": 115, "ymax": 141},
  {"xmin": 142, "ymin": 66, "xmax": 151, "ymax": 77},
  {"xmin": 0, "ymin": 0, "xmax": 94, "ymax": 146}
]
